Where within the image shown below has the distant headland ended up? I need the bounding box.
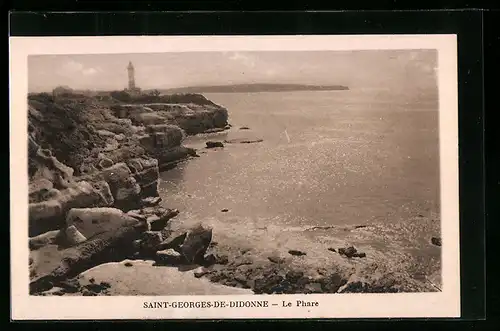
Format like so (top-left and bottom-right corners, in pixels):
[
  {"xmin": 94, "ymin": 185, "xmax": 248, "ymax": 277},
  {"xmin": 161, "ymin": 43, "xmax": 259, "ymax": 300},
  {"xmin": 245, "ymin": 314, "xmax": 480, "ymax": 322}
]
[{"xmin": 155, "ymin": 83, "xmax": 349, "ymax": 94}]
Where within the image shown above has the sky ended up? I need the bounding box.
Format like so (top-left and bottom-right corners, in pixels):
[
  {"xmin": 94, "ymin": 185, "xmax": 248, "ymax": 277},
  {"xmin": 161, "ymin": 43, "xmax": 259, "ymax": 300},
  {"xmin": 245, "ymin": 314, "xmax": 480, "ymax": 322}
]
[{"xmin": 28, "ymin": 49, "xmax": 438, "ymax": 93}]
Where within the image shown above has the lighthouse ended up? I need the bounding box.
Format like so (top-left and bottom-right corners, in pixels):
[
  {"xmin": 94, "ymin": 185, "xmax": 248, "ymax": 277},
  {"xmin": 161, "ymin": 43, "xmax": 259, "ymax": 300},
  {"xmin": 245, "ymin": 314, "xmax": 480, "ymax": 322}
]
[{"xmin": 127, "ymin": 61, "xmax": 136, "ymax": 90}]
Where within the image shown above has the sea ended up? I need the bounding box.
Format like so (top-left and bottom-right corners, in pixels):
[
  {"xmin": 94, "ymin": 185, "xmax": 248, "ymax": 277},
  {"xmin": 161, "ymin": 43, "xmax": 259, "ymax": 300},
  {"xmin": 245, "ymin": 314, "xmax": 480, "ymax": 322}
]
[{"xmin": 159, "ymin": 88, "xmax": 440, "ymax": 233}]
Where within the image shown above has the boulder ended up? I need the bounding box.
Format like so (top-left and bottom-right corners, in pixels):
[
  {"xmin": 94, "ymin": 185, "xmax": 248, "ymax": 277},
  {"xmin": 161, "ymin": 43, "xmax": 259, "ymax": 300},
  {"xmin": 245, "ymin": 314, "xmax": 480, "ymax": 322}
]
[
  {"xmin": 60, "ymin": 181, "xmax": 113, "ymax": 210},
  {"xmin": 431, "ymin": 237, "xmax": 442, "ymax": 247},
  {"xmin": 29, "ymin": 200, "xmax": 63, "ymax": 236},
  {"xmin": 65, "ymin": 207, "xmax": 144, "ymax": 239},
  {"xmin": 29, "ymin": 224, "xmax": 145, "ymax": 294},
  {"xmin": 206, "ymin": 141, "xmax": 224, "ymax": 148},
  {"xmin": 88, "ymin": 163, "xmax": 141, "ymax": 210},
  {"xmin": 179, "ymin": 224, "xmax": 213, "ymax": 264},
  {"xmin": 29, "ymin": 181, "xmax": 113, "ymax": 236},
  {"xmin": 145, "ymin": 124, "xmax": 184, "ymax": 149},
  {"xmin": 338, "ymin": 246, "xmax": 358, "ymax": 258},
  {"xmin": 127, "ymin": 157, "xmax": 159, "ymax": 198}
]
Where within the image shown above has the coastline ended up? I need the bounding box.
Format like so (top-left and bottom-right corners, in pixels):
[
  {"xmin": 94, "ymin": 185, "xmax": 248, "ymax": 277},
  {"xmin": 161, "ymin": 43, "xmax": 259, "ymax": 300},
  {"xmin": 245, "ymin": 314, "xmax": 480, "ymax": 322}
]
[{"xmin": 27, "ymin": 91, "xmax": 441, "ymax": 296}]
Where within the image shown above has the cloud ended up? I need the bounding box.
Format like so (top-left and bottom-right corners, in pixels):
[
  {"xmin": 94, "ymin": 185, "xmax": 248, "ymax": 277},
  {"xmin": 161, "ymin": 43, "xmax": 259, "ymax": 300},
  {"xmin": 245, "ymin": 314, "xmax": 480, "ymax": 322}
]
[
  {"xmin": 82, "ymin": 67, "xmax": 99, "ymax": 76},
  {"xmin": 58, "ymin": 59, "xmax": 101, "ymax": 77},
  {"xmin": 60, "ymin": 59, "xmax": 84, "ymax": 73}
]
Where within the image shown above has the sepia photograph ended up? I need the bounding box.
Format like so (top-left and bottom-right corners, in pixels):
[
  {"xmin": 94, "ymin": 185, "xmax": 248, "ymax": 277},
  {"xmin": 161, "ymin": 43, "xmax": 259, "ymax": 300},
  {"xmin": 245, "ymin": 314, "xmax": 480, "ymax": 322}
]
[{"xmin": 11, "ymin": 35, "xmax": 460, "ymax": 319}]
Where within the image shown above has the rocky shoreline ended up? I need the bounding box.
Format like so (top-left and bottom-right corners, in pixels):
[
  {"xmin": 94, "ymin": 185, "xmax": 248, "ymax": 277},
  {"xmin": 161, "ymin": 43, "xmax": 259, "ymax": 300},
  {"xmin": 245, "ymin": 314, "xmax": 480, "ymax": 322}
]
[{"xmin": 28, "ymin": 91, "xmax": 441, "ymax": 296}]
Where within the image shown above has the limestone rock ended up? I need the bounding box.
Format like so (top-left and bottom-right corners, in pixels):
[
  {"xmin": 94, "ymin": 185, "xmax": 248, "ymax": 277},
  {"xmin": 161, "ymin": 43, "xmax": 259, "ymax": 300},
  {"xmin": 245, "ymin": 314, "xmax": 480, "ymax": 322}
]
[
  {"xmin": 29, "ymin": 181, "xmax": 112, "ymax": 236},
  {"xmin": 29, "ymin": 200, "xmax": 63, "ymax": 236},
  {"xmin": 29, "ymin": 224, "xmax": 144, "ymax": 294},
  {"xmin": 31, "ymin": 147, "xmax": 75, "ymax": 189},
  {"xmin": 65, "ymin": 207, "xmax": 143, "ymax": 239},
  {"xmin": 91, "ymin": 181, "xmax": 114, "ymax": 206},
  {"xmin": 87, "ymin": 163, "xmax": 142, "ymax": 209},
  {"xmin": 127, "ymin": 157, "xmax": 160, "ymax": 197},
  {"xmin": 29, "ymin": 230, "xmax": 62, "ymax": 250}
]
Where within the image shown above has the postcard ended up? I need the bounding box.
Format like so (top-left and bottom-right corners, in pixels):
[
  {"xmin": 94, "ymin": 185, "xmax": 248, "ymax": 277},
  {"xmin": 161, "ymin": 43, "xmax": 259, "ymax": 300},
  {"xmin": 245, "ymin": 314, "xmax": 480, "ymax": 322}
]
[{"xmin": 10, "ymin": 34, "xmax": 459, "ymax": 320}]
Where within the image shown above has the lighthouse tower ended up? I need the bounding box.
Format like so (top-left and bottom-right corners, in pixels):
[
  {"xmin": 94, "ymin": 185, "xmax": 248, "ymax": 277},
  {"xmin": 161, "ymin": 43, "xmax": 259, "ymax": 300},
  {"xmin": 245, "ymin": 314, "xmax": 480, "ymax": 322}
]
[{"xmin": 127, "ymin": 61, "xmax": 136, "ymax": 90}]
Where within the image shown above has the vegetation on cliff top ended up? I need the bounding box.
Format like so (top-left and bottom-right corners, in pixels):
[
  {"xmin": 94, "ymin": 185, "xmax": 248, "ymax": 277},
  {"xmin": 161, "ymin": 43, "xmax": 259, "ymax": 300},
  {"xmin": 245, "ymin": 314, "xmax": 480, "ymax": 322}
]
[{"xmin": 28, "ymin": 90, "xmax": 226, "ymax": 176}]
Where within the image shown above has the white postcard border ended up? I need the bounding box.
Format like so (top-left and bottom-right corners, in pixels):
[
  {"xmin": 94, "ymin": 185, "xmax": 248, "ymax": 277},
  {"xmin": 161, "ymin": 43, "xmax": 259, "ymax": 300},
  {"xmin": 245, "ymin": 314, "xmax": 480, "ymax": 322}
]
[{"xmin": 10, "ymin": 34, "xmax": 459, "ymax": 320}]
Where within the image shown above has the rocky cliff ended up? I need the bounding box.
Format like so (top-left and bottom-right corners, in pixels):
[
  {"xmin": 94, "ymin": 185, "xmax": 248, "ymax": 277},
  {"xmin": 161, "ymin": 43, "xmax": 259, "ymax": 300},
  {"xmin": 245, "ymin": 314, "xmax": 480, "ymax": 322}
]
[{"xmin": 27, "ymin": 91, "xmax": 229, "ymax": 293}]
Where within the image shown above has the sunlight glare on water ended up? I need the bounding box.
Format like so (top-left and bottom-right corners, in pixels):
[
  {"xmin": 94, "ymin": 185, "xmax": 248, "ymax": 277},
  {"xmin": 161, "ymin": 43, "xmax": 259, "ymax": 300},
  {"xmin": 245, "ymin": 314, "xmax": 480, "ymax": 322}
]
[{"xmin": 159, "ymin": 89, "xmax": 440, "ymax": 230}]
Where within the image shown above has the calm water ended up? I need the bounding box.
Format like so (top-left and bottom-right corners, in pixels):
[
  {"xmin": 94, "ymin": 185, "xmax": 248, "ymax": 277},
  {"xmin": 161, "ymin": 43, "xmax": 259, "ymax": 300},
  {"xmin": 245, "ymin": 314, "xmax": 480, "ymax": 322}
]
[{"xmin": 159, "ymin": 88, "xmax": 440, "ymax": 229}]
